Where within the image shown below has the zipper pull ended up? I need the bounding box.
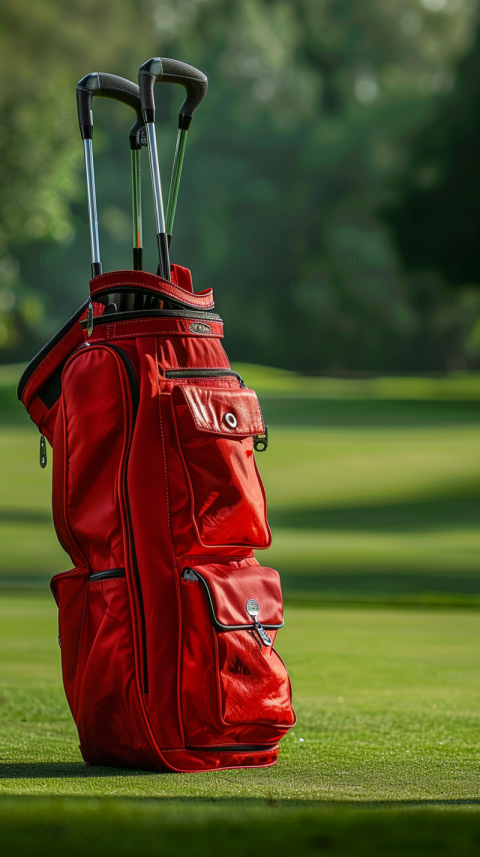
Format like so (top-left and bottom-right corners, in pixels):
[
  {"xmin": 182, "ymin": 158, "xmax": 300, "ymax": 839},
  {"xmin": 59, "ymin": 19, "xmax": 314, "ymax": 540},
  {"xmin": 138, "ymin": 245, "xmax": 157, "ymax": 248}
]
[
  {"xmin": 87, "ymin": 300, "xmax": 94, "ymax": 337},
  {"xmin": 245, "ymin": 598, "xmax": 272, "ymax": 647},
  {"xmin": 254, "ymin": 426, "xmax": 268, "ymax": 452},
  {"xmin": 39, "ymin": 434, "xmax": 47, "ymax": 468}
]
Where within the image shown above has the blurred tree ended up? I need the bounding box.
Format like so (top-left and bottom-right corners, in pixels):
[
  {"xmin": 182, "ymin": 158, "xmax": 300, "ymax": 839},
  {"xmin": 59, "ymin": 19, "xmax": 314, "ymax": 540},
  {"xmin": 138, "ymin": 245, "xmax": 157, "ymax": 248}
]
[
  {"xmin": 153, "ymin": 0, "xmax": 480, "ymax": 371},
  {"xmin": 383, "ymin": 22, "xmax": 480, "ymax": 366},
  {"xmin": 0, "ymin": 0, "xmax": 153, "ymax": 353},
  {"xmin": 1, "ymin": 0, "xmax": 479, "ymax": 371}
]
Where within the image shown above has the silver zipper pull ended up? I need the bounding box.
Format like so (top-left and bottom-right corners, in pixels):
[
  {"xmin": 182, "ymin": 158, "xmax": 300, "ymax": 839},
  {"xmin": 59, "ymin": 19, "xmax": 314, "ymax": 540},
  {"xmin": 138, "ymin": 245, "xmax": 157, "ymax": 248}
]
[
  {"xmin": 245, "ymin": 598, "xmax": 272, "ymax": 647},
  {"xmin": 39, "ymin": 434, "xmax": 47, "ymax": 468},
  {"xmin": 87, "ymin": 300, "xmax": 94, "ymax": 337}
]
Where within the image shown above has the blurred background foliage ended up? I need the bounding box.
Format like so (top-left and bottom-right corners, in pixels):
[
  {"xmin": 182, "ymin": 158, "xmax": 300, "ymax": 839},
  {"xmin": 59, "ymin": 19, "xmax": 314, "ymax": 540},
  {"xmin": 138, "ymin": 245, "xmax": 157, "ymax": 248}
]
[{"xmin": 1, "ymin": 0, "xmax": 480, "ymax": 372}]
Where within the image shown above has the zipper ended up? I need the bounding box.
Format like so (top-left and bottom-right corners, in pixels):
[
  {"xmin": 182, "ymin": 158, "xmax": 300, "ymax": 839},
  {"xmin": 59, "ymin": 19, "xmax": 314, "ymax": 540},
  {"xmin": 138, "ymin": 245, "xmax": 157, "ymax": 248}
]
[
  {"xmin": 89, "ymin": 568, "xmax": 126, "ymax": 582},
  {"xmin": 102, "ymin": 344, "xmax": 148, "ymax": 694},
  {"xmin": 165, "ymin": 368, "xmax": 246, "ymax": 387},
  {"xmin": 82, "ymin": 308, "xmax": 221, "ymax": 329}
]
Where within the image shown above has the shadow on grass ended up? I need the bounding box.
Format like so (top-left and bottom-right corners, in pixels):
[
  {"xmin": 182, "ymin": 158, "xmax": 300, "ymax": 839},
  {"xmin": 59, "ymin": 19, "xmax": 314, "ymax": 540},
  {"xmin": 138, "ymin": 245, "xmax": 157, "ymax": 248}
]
[
  {"xmin": 0, "ymin": 762, "xmax": 160, "ymax": 779},
  {"xmin": 0, "ymin": 509, "xmax": 52, "ymax": 525},
  {"xmin": 268, "ymin": 490, "xmax": 480, "ymax": 532},
  {"xmin": 260, "ymin": 397, "xmax": 480, "ymax": 426}
]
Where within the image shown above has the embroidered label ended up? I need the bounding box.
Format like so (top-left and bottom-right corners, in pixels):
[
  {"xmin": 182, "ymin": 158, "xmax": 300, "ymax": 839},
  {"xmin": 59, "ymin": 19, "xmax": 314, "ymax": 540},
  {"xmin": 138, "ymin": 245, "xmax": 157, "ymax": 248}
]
[{"xmin": 189, "ymin": 322, "xmax": 212, "ymax": 335}]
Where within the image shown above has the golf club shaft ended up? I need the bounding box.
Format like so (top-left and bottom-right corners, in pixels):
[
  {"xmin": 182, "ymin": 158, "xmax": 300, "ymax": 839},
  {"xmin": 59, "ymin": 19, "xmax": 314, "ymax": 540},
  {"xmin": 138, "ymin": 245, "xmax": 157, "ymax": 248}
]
[
  {"xmin": 83, "ymin": 138, "xmax": 102, "ymax": 278},
  {"xmin": 145, "ymin": 122, "xmax": 170, "ymax": 280},
  {"xmin": 165, "ymin": 127, "xmax": 188, "ymax": 241},
  {"xmin": 131, "ymin": 149, "xmax": 143, "ymax": 271}
]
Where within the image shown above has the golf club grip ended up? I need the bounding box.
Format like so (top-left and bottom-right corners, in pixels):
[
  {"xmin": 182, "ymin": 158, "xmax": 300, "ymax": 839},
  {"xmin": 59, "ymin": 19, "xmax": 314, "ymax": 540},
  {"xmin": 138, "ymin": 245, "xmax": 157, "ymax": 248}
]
[
  {"xmin": 138, "ymin": 58, "xmax": 208, "ymax": 126},
  {"xmin": 76, "ymin": 73, "xmax": 144, "ymax": 146}
]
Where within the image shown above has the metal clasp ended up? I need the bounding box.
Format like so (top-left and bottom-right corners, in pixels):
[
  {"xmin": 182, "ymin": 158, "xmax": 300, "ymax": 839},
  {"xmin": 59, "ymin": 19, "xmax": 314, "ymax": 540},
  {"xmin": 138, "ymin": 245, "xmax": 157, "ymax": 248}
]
[
  {"xmin": 253, "ymin": 426, "xmax": 268, "ymax": 452},
  {"xmin": 245, "ymin": 598, "xmax": 272, "ymax": 647}
]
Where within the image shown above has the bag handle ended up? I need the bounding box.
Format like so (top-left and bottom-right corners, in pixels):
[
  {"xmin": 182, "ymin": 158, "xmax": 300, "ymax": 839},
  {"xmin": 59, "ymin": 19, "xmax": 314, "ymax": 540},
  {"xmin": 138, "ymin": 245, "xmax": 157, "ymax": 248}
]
[
  {"xmin": 76, "ymin": 73, "xmax": 146, "ymax": 277},
  {"xmin": 138, "ymin": 58, "xmax": 208, "ymax": 277}
]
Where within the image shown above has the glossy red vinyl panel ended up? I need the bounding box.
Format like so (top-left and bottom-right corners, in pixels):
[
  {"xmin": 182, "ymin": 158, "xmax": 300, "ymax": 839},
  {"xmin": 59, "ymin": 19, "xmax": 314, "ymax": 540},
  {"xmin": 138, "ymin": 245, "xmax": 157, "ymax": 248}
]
[
  {"xmin": 192, "ymin": 563, "xmax": 284, "ymax": 627},
  {"xmin": 53, "ymin": 346, "xmax": 128, "ymax": 572},
  {"xmin": 89, "ymin": 270, "xmax": 214, "ymax": 310},
  {"xmin": 20, "ymin": 265, "xmax": 296, "ymax": 772},
  {"xmin": 172, "ymin": 386, "xmax": 271, "ymax": 549},
  {"xmin": 52, "ymin": 570, "xmax": 164, "ymax": 770},
  {"xmin": 177, "ymin": 385, "xmax": 265, "ymax": 437},
  {"xmin": 216, "ymin": 631, "xmax": 294, "ymax": 728},
  {"xmin": 180, "ymin": 564, "xmax": 295, "ymax": 747}
]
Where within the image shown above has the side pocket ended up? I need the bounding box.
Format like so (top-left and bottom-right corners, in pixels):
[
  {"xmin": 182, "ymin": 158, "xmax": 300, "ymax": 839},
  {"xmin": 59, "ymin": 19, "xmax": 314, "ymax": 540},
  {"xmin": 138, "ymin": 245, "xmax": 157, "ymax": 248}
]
[
  {"xmin": 51, "ymin": 567, "xmax": 154, "ymax": 768},
  {"xmin": 171, "ymin": 385, "xmax": 271, "ymax": 549},
  {"xmin": 180, "ymin": 563, "xmax": 295, "ymax": 748},
  {"xmin": 51, "ymin": 568, "xmax": 89, "ymax": 713}
]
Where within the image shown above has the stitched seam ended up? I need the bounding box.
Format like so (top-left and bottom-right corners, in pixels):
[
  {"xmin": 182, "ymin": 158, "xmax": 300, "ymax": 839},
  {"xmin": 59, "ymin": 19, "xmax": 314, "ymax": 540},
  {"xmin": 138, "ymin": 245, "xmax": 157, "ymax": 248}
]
[
  {"xmin": 163, "ymin": 365, "xmax": 230, "ymax": 372},
  {"xmin": 90, "ymin": 276, "xmax": 213, "ymax": 307},
  {"xmin": 161, "ymin": 746, "xmax": 278, "ymax": 753},
  {"xmin": 90, "ymin": 329, "xmax": 223, "ymax": 341},
  {"xmin": 157, "ymin": 345, "xmax": 185, "ymax": 747},
  {"xmin": 95, "ymin": 318, "xmax": 223, "ymax": 332},
  {"xmin": 90, "ymin": 270, "xmax": 209, "ymax": 300},
  {"xmin": 74, "ymin": 582, "xmax": 89, "ymax": 692}
]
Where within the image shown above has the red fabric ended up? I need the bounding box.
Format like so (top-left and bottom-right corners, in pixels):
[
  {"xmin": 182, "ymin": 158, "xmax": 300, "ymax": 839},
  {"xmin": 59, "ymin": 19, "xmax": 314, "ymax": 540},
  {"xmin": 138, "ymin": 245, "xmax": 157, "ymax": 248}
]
[
  {"xmin": 20, "ymin": 264, "xmax": 294, "ymax": 772},
  {"xmin": 172, "ymin": 386, "xmax": 271, "ymax": 549},
  {"xmin": 176, "ymin": 385, "xmax": 265, "ymax": 437},
  {"xmin": 193, "ymin": 564, "xmax": 284, "ymax": 627},
  {"xmin": 170, "ymin": 263, "xmax": 194, "ymax": 293},
  {"xmin": 90, "ymin": 270, "xmax": 214, "ymax": 310},
  {"xmin": 180, "ymin": 567, "xmax": 294, "ymax": 747},
  {"xmin": 86, "ymin": 315, "xmax": 224, "ymax": 343}
]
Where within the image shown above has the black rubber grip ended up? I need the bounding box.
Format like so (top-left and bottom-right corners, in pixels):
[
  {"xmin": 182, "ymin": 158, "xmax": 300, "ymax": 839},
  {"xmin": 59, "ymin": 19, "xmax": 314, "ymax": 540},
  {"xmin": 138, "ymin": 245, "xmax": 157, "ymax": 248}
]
[
  {"xmin": 76, "ymin": 73, "xmax": 145, "ymax": 148},
  {"xmin": 138, "ymin": 57, "xmax": 208, "ymax": 125}
]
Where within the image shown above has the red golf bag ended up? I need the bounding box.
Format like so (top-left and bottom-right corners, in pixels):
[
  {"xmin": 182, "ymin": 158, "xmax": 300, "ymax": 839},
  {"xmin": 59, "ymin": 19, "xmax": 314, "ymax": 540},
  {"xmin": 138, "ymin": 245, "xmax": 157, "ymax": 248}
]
[{"xmin": 17, "ymin": 65, "xmax": 295, "ymax": 772}]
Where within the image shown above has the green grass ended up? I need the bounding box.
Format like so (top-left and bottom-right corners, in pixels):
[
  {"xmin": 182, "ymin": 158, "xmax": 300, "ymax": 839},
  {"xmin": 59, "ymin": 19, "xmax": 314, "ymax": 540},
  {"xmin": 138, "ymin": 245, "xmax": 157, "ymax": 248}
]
[
  {"xmin": 232, "ymin": 362, "xmax": 480, "ymax": 400},
  {"xmin": 1, "ymin": 420, "xmax": 479, "ymax": 601},
  {"xmin": 0, "ymin": 596, "xmax": 480, "ymax": 853},
  {"xmin": 2, "ymin": 365, "xmax": 480, "ymax": 851},
  {"xmin": 1, "ymin": 596, "xmax": 479, "ymax": 800}
]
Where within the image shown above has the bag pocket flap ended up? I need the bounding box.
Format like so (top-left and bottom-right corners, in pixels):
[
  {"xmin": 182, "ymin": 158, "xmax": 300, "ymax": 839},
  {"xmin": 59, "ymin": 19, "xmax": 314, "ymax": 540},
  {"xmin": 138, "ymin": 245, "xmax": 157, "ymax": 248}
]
[
  {"xmin": 181, "ymin": 564, "xmax": 283, "ymax": 630},
  {"xmin": 173, "ymin": 385, "xmax": 265, "ymax": 437}
]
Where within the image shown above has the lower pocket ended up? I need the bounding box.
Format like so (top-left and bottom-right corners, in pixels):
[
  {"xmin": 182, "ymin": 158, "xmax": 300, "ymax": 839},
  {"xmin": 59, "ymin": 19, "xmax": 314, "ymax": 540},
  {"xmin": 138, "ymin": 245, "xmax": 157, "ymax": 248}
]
[
  {"xmin": 51, "ymin": 567, "xmax": 153, "ymax": 767},
  {"xmin": 180, "ymin": 563, "xmax": 295, "ymax": 747}
]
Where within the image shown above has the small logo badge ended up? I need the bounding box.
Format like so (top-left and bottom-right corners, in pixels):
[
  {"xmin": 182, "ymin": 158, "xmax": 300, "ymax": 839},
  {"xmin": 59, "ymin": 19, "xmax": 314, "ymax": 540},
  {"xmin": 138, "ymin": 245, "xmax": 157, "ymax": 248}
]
[{"xmin": 189, "ymin": 322, "xmax": 212, "ymax": 335}]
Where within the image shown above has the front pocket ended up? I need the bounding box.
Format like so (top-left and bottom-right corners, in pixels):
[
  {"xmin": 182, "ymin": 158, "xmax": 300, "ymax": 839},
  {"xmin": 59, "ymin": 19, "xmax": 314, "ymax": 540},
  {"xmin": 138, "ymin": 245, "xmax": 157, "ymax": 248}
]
[
  {"xmin": 180, "ymin": 563, "xmax": 295, "ymax": 747},
  {"xmin": 171, "ymin": 384, "xmax": 271, "ymax": 549}
]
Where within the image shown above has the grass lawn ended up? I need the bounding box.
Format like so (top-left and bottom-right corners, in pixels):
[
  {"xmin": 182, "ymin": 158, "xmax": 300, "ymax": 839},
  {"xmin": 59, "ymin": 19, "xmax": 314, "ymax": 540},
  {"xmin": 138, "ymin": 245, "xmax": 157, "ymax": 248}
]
[
  {"xmin": 2, "ymin": 365, "xmax": 480, "ymax": 852},
  {"xmin": 1, "ymin": 422, "xmax": 479, "ymax": 601},
  {"xmin": 0, "ymin": 595, "xmax": 480, "ymax": 853}
]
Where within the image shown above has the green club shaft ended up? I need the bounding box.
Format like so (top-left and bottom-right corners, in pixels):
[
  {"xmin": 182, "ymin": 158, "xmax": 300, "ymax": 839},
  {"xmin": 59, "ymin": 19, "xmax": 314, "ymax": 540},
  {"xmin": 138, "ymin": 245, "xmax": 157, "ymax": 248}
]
[{"xmin": 165, "ymin": 128, "xmax": 188, "ymax": 239}]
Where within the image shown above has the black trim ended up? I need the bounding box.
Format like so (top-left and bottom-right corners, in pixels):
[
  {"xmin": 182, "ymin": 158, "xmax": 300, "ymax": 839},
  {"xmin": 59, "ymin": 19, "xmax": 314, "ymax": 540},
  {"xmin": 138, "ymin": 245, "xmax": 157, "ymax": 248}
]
[
  {"xmin": 38, "ymin": 363, "xmax": 65, "ymax": 410},
  {"xmin": 81, "ymin": 308, "xmax": 221, "ymax": 329},
  {"xmin": 103, "ymin": 345, "xmax": 148, "ymax": 694},
  {"xmin": 17, "ymin": 297, "xmax": 90, "ymax": 400},
  {"xmin": 186, "ymin": 744, "xmax": 278, "ymax": 753},
  {"xmin": 89, "ymin": 568, "xmax": 126, "ymax": 581},
  {"xmin": 166, "ymin": 369, "xmax": 246, "ymax": 387},
  {"xmin": 181, "ymin": 568, "xmax": 283, "ymax": 632},
  {"xmin": 91, "ymin": 284, "xmax": 215, "ymax": 312}
]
